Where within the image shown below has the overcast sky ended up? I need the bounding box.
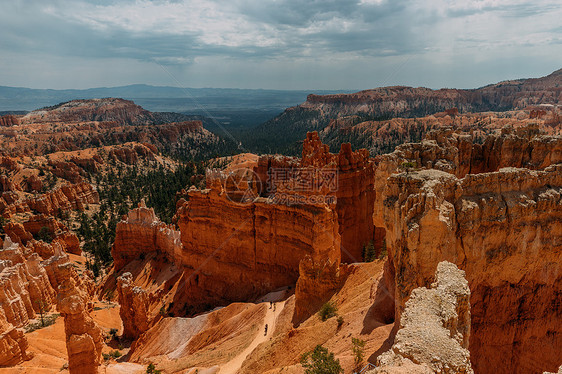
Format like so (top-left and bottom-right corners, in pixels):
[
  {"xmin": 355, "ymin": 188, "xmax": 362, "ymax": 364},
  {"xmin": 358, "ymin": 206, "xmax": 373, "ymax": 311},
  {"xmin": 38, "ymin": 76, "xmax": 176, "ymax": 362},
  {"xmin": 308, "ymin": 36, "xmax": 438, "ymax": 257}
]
[{"xmin": 0, "ymin": 0, "xmax": 560, "ymax": 90}]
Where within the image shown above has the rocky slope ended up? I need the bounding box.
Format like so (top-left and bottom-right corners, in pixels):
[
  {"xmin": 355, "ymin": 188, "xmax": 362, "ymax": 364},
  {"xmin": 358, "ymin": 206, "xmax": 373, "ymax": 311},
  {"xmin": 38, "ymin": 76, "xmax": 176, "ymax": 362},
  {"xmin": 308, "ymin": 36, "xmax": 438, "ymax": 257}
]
[
  {"xmin": 0, "ymin": 98, "xmax": 220, "ymax": 158},
  {"xmin": 251, "ymin": 69, "xmax": 562, "ymax": 153},
  {"xmin": 375, "ymin": 128, "xmax": 562, "ymax": 373},
  {"xmin": 370, "ymin": 261, "xmax": 473, "ymax": 374}
]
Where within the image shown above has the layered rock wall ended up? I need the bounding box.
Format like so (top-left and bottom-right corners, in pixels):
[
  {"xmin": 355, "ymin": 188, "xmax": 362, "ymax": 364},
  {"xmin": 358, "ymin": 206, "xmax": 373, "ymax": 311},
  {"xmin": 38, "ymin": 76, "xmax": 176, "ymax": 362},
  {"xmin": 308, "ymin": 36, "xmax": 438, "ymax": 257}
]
[
  {"xmin": 0, "ymin": 181, "xmax": 99, "ymax": 218},
  {"xmin": 112, "ymin": 200, "xmax": 182, "ymax": 272},
  {"xmin": 255, "ymin": 131, "xmax": 375, "ymax": 262},
  {"xmin": 175, "ymin": 187, "xmax": 340, "ymax": 308},
  {"xmin": 0, "ymin": 239, "xmax": 56, "ymax": 328},
  {"xmin": 377, "ymin": 130, "xmax": 562, "ymax": 373}
]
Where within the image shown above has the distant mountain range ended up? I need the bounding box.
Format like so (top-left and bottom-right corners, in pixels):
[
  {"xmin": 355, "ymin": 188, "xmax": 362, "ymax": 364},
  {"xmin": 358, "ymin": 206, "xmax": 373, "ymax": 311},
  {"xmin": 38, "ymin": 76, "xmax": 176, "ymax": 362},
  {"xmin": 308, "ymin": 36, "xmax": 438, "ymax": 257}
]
[
  {"xmin": 245, "ymin": 68, "xmax": 562, "ymax": 154},
  {"xmin": 0, "ymin": 84, "xmax": 354, "ymax": 112}
]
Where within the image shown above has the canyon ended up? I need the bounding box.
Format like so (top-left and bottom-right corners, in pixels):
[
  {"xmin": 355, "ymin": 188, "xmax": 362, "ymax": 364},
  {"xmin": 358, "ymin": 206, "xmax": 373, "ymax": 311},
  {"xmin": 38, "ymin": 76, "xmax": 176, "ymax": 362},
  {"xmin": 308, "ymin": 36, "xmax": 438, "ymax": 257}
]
[{"xmin": 0, "ymin": 74, "xmax": 560, "ymax": 374}]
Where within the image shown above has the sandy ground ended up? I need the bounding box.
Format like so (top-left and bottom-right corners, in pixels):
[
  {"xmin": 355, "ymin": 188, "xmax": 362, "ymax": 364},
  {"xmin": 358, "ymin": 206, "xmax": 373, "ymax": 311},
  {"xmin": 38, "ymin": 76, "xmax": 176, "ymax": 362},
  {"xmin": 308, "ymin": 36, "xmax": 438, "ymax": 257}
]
[
  {"xmin": 4, "ymin": 301, "xmax": 126, "ymax": 374},
  {"xmin": 219, "ymin": 300, "xmax": 286, "ymax": 374}
]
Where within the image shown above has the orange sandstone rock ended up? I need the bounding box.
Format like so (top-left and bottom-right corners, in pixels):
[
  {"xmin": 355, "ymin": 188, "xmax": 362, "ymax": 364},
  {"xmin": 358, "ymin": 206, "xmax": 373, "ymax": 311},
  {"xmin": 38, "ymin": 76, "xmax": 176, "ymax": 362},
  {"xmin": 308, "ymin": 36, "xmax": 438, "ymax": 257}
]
[
  {"xmin": 117, "ymin": 272, "xmax": 150, "ymax": 340},
  {"xmin": 377, "ymin": 134, "xmax": 562, "ymax": 374},
  {"xmin": 56, "ymin": 276, "xmax": 103, "ymax": 374},
  {"xmin": 371, "ymin": 261, "xmax": 473, "ymax": 374}
]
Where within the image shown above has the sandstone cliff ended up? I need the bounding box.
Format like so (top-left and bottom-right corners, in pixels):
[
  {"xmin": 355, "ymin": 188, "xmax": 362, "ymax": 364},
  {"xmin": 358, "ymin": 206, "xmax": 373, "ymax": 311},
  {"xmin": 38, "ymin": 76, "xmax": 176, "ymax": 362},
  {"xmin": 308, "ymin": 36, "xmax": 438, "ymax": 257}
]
[
  {"xmin": 254, "ymin": 131, "xmax": 375, "ymax": 262},
  {"xmin": 112, "ymin": 200, "xmax": 182, "ymax": 272},
  {"xmin": 375, "ymin": 129, "xmax": 562, "ymax": 373},
  {"xmin": 370, "ymin": 261, "xmax": 473, "ymax": 374},
  {"xmin": 0, "ymin": 181, "xmax": 99, "ymax": 218},
  {"xmin": 0, "ymin": 308, "xmax": 29, "ymax": 366}
]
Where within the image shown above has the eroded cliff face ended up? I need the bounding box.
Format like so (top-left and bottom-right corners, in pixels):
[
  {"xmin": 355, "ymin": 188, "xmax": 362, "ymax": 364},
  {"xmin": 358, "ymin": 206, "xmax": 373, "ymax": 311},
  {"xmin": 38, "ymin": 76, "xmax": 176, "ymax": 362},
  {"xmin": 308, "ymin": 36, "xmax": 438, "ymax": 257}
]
[
  {"xmin": 255, "ymin": 131, "xmax": 375, "ymax": 263},
  {"xmin": 109, "ymin": 170, "xmax": 342, "ymax": 316},
  {"xmin": 371, "ymin": 261, "xmax": 473, "ymax": 374},
  {"xmin": 0, "ymin": 239, "xmax": 56, "ymax": 328},
  {"xmin": 0, "ymin": 181, "xmax": 99, "ymax": 219},
  {"xmin": 0, "ymin": 229, "xmax": 94, "ymax": 367},
  {"xmin": 175, "ymin": 186, "xmax": 340, "ymax": 310},
  {"xmin": 112, "ymin": 200, "xmax": 181, "ymax": 272},
  {"xmin": 376, "ymin": 129, "xmax": 562, "ymax": 373},
  {"xmin": 0, "ymin": 307, "xmax": 29, "ymax": 366}
]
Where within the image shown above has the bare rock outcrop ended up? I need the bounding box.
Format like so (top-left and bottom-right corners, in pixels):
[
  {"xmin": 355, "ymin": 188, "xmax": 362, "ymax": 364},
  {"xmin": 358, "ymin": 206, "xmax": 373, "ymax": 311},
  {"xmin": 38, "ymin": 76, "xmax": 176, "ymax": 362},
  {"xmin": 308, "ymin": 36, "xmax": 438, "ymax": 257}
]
[
  {"xmin": 174, "ymin": 187, "xmax": 340, "ymax": 311},
  {"xmin": 56, "ymin": 276, "xmax": 103, "ymax": 374},
  {"xmin": 1, "ymin": 181, "xmax": 99, "ymax": 218},
  {"xmin": 112, "ymin": 200, "xmax": 181, "ymax": 272},
  {"xmin": 0, "ymin": 115, "xmax": 20, "ymax": 127},
  {"xmin": 0, "ymin": 308, "xmax": 29, "ymax": 366},
  {"xmin": 371, "ymin": 261, "xmax": 473, "ymax": 374},
  {"xmin": 377, "ymin": 130, "xmax": 562, "ymax": 374},
  {"xmin": 256, "ymin": 131, "xmax": 376, "ymax": 262},
  {"xmin": 0, "ymin": 239, "xmax": 56, "ymax": 328},
  {"xmin": 117, "ymin": 272, "xmax": 150, "ymax": 340},
  {"xmin": 293, "ymin": 256, "xmax": 347, "ymax": 324}
]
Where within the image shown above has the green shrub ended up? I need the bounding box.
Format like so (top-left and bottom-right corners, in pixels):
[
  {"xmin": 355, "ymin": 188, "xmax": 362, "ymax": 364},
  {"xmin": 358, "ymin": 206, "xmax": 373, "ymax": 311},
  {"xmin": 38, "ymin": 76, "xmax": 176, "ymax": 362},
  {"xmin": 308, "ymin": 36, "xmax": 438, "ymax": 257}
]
[
  {"xmin": 336, "ymin": 316, "xmax": 344, "ymax": 328},
  {"xmin": 362, "ymin": 240, "xmax": 376, "ymax": 262},
  {"xmin": 318, "ymin": 301, "xmax": 337, "ymax": 322},
  {"xmin": 103, "ymin": 350, "xmax": 122, "ymax": 360},
  {"xmin": 146, "ymin": 363, "xmax": 162, "ymax": 374},
  {"xmin": 300, "ymin": 345, "xmax": 343, "ymax": 374},
  {"xmin": 37, "ymin": 226, "xmax": 53, "ymax": 243},
  {"xmin": 351, "ymin": 337, "xmax": 366, "ymax": 368},
  {"xmin": 24, "ymin": 314, "xmax": 59, "ymax": 333}
]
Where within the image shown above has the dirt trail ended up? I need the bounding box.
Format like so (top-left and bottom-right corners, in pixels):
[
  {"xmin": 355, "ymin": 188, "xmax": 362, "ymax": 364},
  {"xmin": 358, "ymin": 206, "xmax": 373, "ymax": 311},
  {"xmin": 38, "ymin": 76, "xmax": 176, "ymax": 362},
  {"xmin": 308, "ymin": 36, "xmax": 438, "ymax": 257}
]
[{"xmin": 219, "ymin": 300, "xmax": 286, "ymax": 374}]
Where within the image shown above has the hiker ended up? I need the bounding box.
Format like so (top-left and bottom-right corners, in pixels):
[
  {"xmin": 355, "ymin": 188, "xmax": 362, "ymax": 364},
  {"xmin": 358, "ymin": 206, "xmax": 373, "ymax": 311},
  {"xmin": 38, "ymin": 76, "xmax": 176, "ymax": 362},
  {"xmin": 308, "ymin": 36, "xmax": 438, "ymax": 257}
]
[
  {"xmin": 269, "ymin": 302, "xmax": 272, "ymax": 309},
  {"xmin": 273, "ymin": 303, "xmax": 276, "ymax": 312},
  {"xmin": 264, "ymin": 324, "xmax": 268, "ymax": 336}
]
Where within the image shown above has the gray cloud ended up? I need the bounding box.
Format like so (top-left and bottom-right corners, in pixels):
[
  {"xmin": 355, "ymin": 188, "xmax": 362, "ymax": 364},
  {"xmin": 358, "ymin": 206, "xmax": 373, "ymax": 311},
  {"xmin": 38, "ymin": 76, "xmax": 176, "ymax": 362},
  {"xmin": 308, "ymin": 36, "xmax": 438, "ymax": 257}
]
[{"xmin": 0, "ymin": 0, "xmax": 560, "ymax": 90}]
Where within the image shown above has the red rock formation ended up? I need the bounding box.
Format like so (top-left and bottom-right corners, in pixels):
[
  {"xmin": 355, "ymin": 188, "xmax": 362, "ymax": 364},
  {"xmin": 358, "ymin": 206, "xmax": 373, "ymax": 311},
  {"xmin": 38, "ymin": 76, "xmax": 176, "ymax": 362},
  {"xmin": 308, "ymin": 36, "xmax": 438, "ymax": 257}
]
[
  {"xmin": 4, "ymin": 223, "xmax": 33, "ymax": 246},
  {"xmin": 108, "ymin": 143, "xmax": 157, "ymax": 165},
  {"xmin": 25, "ymin": 175, "xmax": 43, "ymax": 192},
  {"xmin": 111, "ymin": 183, "xmax": 341, "ymax": 314},
  {"xmin": 372, "ymin": 261, "xmax": 473, "ymax": 374},
  {"xmin": 49, "ymin": 160, "xmax": 84, "ymax": 183},
  {"xmin": 0, "ymin": 239, "xmax": 56, "ymax": 328},
  {"xmin": 112, "ymin": 200, "xmax": 181, "ymax": 272},
  {"xmin": 54, "ymin": 232, "xmax": 81, "ymax": 255},
  {"xmin": 22, "ymin": 214, "xmax": 65, "ymax": 236},
  {"xmin": 255, "ymin": 131, "xmax": 375, "ymax": 263},
  {"xmin": 174, "ymin": 186, "xmax": 340, "ymax": 310},
  {"xmin": 117, "ymin": 272, "xmax": 150, "ymax": 340},
  {"xmin": 25, "ymin": 182, "xmax": 99, "ymax": 216},
  {"xmin": 0, "ymin": 308, "xmax": 30, "ymax": 366},
  {"xmin": 376, "ymin": 129, "xmax": 562, "ymax": 373},
  {"xmin": 293, "ymin": 256, "xmax": 347, "ymax": 324},
  {"xmin": 56, "ymin": 276, "xmax": 103, "ymax": 374},
  {"xmin": 0, "ymin": 115, "xmax": 20, "ymax": 127}
]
